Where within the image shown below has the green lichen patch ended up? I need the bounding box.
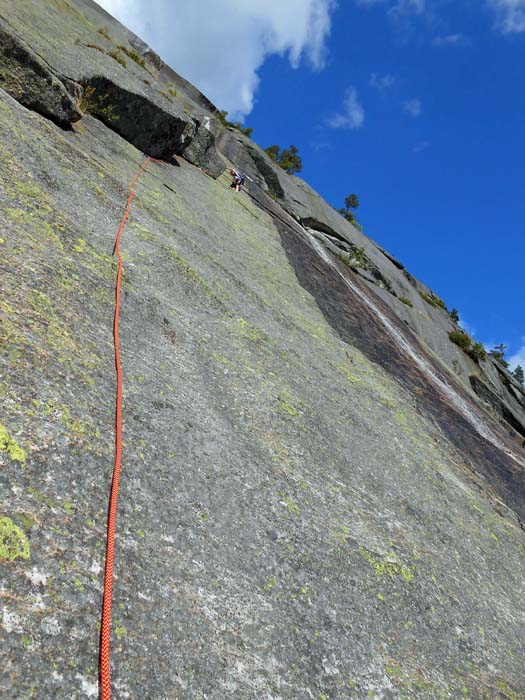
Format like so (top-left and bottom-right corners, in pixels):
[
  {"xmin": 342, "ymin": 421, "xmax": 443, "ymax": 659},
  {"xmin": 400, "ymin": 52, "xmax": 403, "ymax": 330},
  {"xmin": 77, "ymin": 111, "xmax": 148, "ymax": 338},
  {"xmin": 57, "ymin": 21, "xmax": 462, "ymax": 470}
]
[
  {"xmin": 59, "ymin": 404, "xmax": 101, "ymax": 442},
  {"xmin": 494, "ymin": 678, "xmax": 523, "ymax": 700},
  {"xmin": 280, "ymin": 492, "xmax": 301, "ymax": 517},
  {"xmin": 383, "ymin": 661, "xmax": 448, "ymax": 696},
  {"xmin": 0, "ymin": 158, "xmax": 107, "ymax": 393},
  {"xmin": 25, "ymin": 290, "xmax": 100, "ymax": 377},
  {"xmin": 63, "ymin": 500, "xmax": 75, "ymax": 515},
  {"xmin": 25, "ymin": 400, "xmax": 102, "ymax": 453},
  {"xmin": 0, "ymin": 516, "xmax": 30, "ymax": 561},
  {"xmin": 4, "ymin": 207, "xmax": 63, "ymax": 248},
  {"xmin": 1, "ymin": 161, "xmax": 71, "ymax": 250},
  {"xmin": 70, "ymin": 237, "xmax": 114, "ymax": 280},
  {"xmin": 27, "ymin": 488, "xmax": 57, "ymax": 511},
  {"xmin": 237, "ymin": 317, "xmax": 266, "ymax": 343},
  {"xmin": 263, "ymin": 576, "xmax": 277, "ymax": 592},
  {"xmin": 73, "ymin": 577, "xmax": 85, "ymax": 591},
  {"xmin": 299, "ymin": 318, "xmax": 335, "ymax": 345},
  {"xmin": 338, "ymin": 362, "xmax": 360, "ymax": 384},
  {"xmin": 277, "ymin": 390, "xmax": 300, "ymax": 417},
  {"xmin": 0, "ymin": 423, "xmax": 26, "ymax": 464},
  {"xmin": 329, "ymin": 524, "xmax": 351, "ymax": 543},
  {"xmin": 359, "ymin": 546, "xmax": 414, "ymax": 583},
  {"xmin": 130, "ymin": 222, "xmax": 156, "ymax": 242}
]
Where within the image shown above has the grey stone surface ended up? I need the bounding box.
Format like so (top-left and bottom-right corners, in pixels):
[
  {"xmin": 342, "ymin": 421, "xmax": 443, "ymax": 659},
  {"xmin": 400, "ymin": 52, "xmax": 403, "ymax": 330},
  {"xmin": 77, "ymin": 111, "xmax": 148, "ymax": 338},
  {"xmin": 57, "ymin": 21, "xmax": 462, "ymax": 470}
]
[
  {"xmin": 1, "ymin": 2, "xmax": 524, "ymax": 700},
  {"xmin": 180, "ymin": 122, "xmax": 226, "ymax": 178}
]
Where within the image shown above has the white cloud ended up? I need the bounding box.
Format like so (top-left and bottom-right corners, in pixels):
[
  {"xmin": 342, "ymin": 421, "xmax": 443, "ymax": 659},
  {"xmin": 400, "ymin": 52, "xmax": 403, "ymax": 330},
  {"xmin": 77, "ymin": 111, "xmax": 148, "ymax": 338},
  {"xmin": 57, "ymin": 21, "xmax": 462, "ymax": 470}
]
[
  {"xmin": 97, "ymin": 0, "xmax": 336, "ymax": 117},
  {"xmin": 413, "ymin": 140, "xmax": 431, "ymax": 152},
  {"xmin": 388, "ymin": 0, "xmax": 427, "ymax": 17},
  {"xmin": 369, "ymin": 72, "xmax": 397, "ymax": 89},
  {"xmin": 326, "ymin": 87, "xmax": 365, "ymax": 129},
  {"xmin": 508, "ymin": 339, "xmax": 525, "ymax": 371},
  {"xmin": 432, "ymin": 33, "xmax": 468, "ymax": 46},
  {"xmin": 488, "ymin": 0, "xmax": 525, "ymax": 33},
  {"xmin": 356, "ymin": 1, "xmax": 525, "ymax": 36},
  {"xmin": 403, "ymin": 97, "xmax": 422, "ymax": 117}
]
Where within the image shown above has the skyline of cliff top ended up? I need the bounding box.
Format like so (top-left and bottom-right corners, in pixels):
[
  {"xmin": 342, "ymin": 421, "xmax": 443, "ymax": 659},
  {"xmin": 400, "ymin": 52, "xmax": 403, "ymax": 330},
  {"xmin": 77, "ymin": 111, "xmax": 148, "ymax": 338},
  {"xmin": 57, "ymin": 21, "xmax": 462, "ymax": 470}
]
[{"xmin": 99, "ymin": 0, "xmax": 525, "ymax": 369}]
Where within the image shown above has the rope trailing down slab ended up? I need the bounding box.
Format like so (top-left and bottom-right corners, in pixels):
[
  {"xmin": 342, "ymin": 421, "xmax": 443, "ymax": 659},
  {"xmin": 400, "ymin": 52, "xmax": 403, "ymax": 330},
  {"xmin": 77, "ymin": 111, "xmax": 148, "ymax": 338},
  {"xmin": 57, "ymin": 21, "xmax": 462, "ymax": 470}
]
[{"xmin": 100, "ymin": 156, "xmax": 159, "ymax": 700}]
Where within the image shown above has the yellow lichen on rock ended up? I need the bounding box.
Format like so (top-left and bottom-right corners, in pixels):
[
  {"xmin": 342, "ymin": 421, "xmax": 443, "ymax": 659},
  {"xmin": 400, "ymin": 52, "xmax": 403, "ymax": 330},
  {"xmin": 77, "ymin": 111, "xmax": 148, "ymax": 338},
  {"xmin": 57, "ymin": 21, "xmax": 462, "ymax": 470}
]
[
  {"xmin": 0, "ymin": 423, "xmax": 26, "ymax": 465},
  {"xmin": 0, "ymin": 516, "xmax": 30, "ymax": 561}
]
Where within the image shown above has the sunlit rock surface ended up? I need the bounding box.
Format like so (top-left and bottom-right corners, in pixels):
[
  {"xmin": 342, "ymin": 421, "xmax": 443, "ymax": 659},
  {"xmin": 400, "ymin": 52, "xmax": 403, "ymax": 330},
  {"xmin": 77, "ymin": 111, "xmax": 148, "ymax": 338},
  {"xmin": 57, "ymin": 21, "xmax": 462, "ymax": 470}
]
[{"xmin": 1, "ymin": 2, "xmax": 524, "ymax": 699}]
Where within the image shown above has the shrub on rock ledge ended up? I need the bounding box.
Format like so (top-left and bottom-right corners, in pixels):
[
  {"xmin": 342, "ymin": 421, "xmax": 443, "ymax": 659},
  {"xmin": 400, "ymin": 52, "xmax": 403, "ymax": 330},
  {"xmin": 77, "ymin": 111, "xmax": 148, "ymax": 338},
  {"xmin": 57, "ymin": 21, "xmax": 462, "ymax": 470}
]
[
  {"xmin": 469, "ymin": 342, "xmax": 487, "ymax": 362},
  {"xmin": 449, "ymin": 332, "xmax": 487, "ymax": 363},
  {"xmin": 449, "ymin": 330, "xmax": 472, "ymax": 352},
  {"xmin": 419, "ymin": 291, "xmax": 447, "ymax": 311},
  {"xmin": 217, "ymin": 110, "xmax": 253, "ymax": 137}
]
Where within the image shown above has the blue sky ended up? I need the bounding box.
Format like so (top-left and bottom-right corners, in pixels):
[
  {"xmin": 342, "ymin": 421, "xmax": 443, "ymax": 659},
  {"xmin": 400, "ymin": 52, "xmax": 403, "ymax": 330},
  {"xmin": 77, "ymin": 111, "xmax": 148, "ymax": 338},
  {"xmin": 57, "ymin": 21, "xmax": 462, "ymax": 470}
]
[{"xmin": 99, "ymin": 0, "xmax": 524, "ymax": 369}]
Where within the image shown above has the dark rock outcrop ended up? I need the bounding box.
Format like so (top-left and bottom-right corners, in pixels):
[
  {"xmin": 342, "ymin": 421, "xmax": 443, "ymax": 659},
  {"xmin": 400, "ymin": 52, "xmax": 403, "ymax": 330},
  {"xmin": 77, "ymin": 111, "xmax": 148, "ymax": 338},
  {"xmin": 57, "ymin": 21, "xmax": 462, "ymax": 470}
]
[
  {"xmin": 301, "ymin": 217, "xmax": 396, "ymax": 295},
  {"xmin": 81, "ymin": 76, "xmax": 195, "ymax": 159},
  {"xmin": 378, "ymin": 246, "xmax": 405, "ymax": 270},
  {"xmin": 143, "ymin": 48, "xmax": 163, "ymax": 72},
  {"xmin": 0, "ymin": 24, "xmax": 80, "ymax": 126},
  {"xmin": 179, "ymin": 120, "xmax": 225, "ymax": 177},
  {"xmin": 215, "ymin": 128, "xmax": 269, "ymax": 189},
  {"xmin": 246, "ymin": 143, "xmax": 286, "ymax": 199},
  {"xmin": 470, "ymin": 374, "xmax": 525, "ymax": 443}
]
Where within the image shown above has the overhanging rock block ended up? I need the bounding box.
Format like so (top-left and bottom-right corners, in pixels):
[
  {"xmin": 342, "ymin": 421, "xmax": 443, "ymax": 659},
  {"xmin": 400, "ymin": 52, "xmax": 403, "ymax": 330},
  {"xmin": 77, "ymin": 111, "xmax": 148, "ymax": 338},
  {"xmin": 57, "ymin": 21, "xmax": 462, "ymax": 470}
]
[{"xmin": 0, "ymin": 24, "xmax": 81, "ymax": 127}]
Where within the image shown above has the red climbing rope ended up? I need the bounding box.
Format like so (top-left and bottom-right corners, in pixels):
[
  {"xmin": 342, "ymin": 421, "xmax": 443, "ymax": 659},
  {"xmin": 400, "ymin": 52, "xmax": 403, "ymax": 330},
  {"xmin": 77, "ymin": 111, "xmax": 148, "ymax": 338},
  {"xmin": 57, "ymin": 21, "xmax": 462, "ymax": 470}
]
[{"xmin": 100, "ymin": 156, "xmax": 159, "ymax": 700}]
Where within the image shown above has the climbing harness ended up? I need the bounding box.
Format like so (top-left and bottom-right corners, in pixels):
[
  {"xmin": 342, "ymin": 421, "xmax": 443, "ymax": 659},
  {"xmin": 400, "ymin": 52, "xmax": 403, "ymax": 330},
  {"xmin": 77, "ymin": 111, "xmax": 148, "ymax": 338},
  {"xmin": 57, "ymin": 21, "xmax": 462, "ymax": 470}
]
[{"xmin": 100, "ymin": 156, "xmax": 160, "ymax": 700}]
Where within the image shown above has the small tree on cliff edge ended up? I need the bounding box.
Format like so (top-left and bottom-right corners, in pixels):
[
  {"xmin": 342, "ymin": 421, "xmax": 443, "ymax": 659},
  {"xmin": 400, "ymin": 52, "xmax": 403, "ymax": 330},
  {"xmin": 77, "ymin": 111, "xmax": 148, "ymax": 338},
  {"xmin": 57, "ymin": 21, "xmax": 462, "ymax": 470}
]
[
  {"xmin": 490, "ymin": 344, "xmax": 509, "ymax": 369},
  {"xmin": 338, "ymin": 193, "xmax": 360, "ymax": 225},
  {"xmin": 344, "ymin": 194, "xmax": 360, "ymax": 211},
  {"xmin": 265, "ymin": 145, "xmax": 280, "ymax": 162},
  {"xmin": 264, "ymin": 145, "xmax": 303, "ymax": 175},
  {"xmin": 513, "ymin": 365, "xmax": 524, "ymax": 386}
]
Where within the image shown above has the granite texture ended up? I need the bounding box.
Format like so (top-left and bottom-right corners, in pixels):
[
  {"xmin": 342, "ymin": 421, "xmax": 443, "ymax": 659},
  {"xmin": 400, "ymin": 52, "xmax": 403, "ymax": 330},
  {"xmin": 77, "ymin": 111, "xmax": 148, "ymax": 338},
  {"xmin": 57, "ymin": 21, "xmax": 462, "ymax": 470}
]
[{"xmin": 0, "ymin": 2, "xmax": 524, "ymax": 699}]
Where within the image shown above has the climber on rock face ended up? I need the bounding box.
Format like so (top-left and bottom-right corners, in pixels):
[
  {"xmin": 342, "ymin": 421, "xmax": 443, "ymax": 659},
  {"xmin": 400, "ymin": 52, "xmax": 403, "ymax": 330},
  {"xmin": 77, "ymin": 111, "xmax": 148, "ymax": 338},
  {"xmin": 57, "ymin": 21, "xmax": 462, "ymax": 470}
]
[{"xmin": 229, "ymin": 168, "xmax": 245, "ymax": 192}]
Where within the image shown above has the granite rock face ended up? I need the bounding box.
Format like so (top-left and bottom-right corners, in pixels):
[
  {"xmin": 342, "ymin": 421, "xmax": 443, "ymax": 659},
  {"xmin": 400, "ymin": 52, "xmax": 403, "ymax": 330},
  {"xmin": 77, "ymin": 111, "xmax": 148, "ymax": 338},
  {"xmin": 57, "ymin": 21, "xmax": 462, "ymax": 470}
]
[
  {"xmin": 0, "ymin": 25, "xmax": 81, "ymax": 126},
  {"xmin": 180, "ymin": 121, "xmax": 226, "ymax": 178},
  {"xmin": 80, "ymin": 76, "xmax": 197, "ymax": 159},
  {"xmin": 0, "ymin": 0, "xmax": 225, "ymax": 169},
  {"xmin": 1, "ymin": 2, "xmax": 524, "ymax": 700}
]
